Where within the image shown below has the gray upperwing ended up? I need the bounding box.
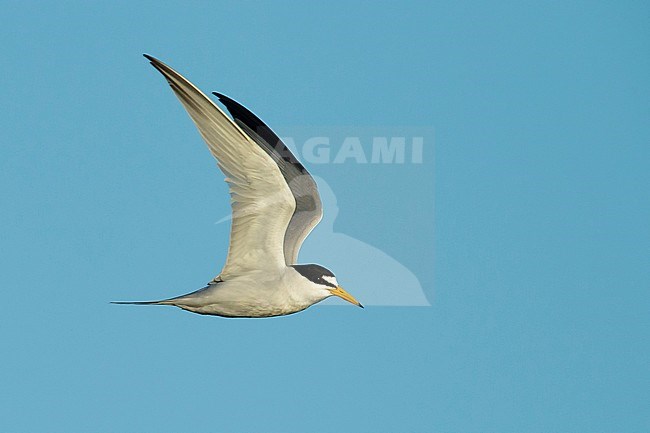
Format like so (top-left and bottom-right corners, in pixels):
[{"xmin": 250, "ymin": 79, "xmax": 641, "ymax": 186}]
[{"xmin": 213, "ymin": 92, "xmax": 323, "ymax": 265}]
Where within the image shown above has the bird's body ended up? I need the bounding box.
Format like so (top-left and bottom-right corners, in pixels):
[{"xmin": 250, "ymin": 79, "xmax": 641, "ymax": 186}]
[
  {"xmin": 114, "ymin": 55, "xmax": 362, "ymax": 317},
  {"xmin": 146, "ymin": 267, "xmax": 326, "ymax": 317}
]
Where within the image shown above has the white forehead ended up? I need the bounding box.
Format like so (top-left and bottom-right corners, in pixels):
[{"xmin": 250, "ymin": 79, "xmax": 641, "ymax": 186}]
[{"xmin": 322, "ymin": 275, "xmax": 338, "ymax": 286}]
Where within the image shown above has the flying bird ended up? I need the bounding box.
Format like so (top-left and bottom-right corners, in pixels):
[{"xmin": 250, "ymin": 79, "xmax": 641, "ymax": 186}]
[{"xmin": 113, "ymin": 55, "xmax": 362, "ymax": 317}]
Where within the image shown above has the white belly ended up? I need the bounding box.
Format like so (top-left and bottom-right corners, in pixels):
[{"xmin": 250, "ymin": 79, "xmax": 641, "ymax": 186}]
[{"xmin": 169, "ymin": 268, "xmax": 323, "ymax": 318}]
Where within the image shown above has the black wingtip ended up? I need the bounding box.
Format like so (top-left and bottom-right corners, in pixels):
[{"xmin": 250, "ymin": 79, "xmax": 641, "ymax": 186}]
[
  {"xmin": 142, "ymin": 54, "xmax": 171, "ymax": 80},
  {"xmin": 212, "ymin": 92, "xmax": 229, "ymax": 102},
  {"xmin": 143, "ymin": 54, "xmax": 164, "ymax": 69}
]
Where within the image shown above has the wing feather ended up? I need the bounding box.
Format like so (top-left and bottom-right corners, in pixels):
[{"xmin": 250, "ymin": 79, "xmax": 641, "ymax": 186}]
[
  {"xmin": 144, "ymin": 55, "xmax": 295, "ymax": 279},
  {"xmin": 213, "ymin": 92, "xmax": 323, "ymax": 265}
]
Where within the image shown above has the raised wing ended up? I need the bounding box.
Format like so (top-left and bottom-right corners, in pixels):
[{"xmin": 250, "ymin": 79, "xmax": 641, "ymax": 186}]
[
  {"xmin": 144, "ymin": 55, "xmax": 295, "ymax": 279},
  {"xmin": 213, "ymin": 92, "xmax": 323, "ymax": 265}
]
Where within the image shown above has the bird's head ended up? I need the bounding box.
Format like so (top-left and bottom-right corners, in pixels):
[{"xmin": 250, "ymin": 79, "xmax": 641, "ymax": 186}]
[{"xmin": 291, "ymin": 264, "xmax": 363, "ymax": 308}]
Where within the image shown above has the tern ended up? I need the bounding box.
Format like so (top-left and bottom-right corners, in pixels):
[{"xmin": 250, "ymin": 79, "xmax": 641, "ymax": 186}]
[{"xmin": 113, "ymin": 55, "xmax": 363, "ymax": 317}]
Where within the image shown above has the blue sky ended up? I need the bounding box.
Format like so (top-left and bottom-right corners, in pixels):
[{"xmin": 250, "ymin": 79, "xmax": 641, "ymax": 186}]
[{"xmin": 1, "ymin": 1, "xmax": 648, "ymax": 432}]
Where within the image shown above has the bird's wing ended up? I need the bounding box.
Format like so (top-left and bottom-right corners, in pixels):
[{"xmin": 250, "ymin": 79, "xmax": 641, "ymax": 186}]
[
  {"xmin": 213, "ymin": 92, "xmax": 323, "ymax": 265},
  {"xmin": 144, "ymin": 55, "xmax": 295, "ymax": 279}
]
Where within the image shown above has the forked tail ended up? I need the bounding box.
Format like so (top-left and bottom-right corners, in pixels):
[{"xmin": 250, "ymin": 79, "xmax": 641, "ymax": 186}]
[
  {"xmin": 112, "ymin": 285, "xmax": 212, "ymax": 307},
  {"xmin": 111, "ymin": 300, "xmax": 168, "ymax": 305},
  {"xmin": 111, "ymin": 292, "xmax": 200, "ymax": 306}
]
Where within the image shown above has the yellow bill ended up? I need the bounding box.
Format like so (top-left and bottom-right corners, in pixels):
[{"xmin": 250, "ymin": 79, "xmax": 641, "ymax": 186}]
[{"xmin": 330, "ymin": 286, "xmax": 364, "ymax": 308}]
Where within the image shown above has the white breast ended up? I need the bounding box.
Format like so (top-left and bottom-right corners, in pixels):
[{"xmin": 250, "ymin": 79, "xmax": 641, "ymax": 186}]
[{"xmin": 172, "ymin": 267, "xmax": 326, "ymax": 317}]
